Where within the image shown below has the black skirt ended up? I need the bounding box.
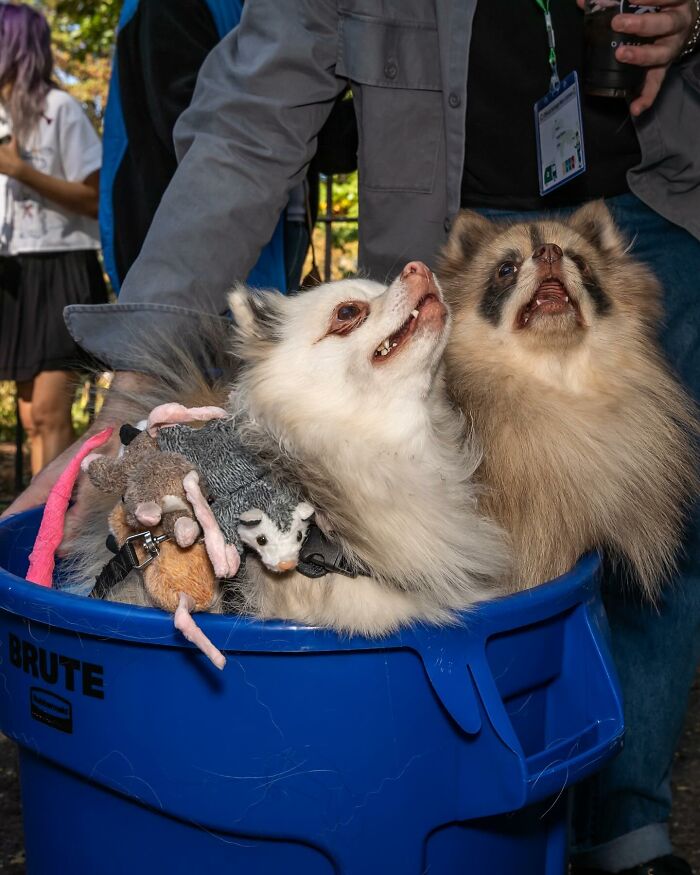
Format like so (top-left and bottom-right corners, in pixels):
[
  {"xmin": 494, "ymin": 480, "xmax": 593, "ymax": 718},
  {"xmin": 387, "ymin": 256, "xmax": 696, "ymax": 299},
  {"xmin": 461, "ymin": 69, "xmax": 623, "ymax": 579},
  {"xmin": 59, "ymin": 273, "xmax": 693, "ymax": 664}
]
[{"xmin": 0, "ymin": 249, "xmax": 108, "ymax": 382}]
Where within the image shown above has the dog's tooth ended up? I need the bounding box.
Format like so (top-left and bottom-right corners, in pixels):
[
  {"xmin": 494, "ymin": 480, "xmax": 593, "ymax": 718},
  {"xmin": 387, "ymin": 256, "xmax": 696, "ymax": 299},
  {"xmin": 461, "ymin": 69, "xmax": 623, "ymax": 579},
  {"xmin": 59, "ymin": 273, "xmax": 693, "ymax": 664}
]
[
  {"xmin": 411, "ymin": 309, "xmax": 419, "ymax": 318},
  {"xmin": 564, "ymin": 295, "xmax": 569, "ymax": 302},
  {"xmin": 380, "ymin": 348, "xmax": 389, "ymax": 356},
  {"xmin": 391, "ymin": 341, "xmax": 398, "ymax": 348}
]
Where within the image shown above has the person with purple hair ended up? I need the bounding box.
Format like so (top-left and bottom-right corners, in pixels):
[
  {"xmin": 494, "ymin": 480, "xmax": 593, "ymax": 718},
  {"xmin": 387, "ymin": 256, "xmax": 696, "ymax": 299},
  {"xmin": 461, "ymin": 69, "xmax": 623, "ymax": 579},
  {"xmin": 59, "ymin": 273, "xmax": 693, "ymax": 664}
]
[{"xmin": 0, "ymin": 2, "xmax": 107, "ymax": 474}]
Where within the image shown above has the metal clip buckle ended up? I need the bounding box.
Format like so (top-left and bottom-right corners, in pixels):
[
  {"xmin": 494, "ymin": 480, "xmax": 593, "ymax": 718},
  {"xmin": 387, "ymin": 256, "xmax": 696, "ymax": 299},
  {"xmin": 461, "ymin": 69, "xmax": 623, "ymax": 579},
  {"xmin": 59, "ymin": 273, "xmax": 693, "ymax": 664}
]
[{"xmin": 125, "ymin": 531, "xmax": 170, "ymax": 570}]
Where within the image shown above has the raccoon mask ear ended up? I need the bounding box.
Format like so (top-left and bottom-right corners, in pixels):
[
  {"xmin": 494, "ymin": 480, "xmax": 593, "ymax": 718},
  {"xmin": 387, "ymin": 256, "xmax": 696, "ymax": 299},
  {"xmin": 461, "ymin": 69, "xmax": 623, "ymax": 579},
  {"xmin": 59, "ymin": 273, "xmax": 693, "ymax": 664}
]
[
  {"xmin": 229, "ymin": 285, "xmax": 284, "ymax": 343},
  {"xmin": 568, "ymin": 200, "xmax": 626, "ymax": 257},
  {"xmin": 442, "ymin": 210, "xmax": 496, "ymax": 263}
]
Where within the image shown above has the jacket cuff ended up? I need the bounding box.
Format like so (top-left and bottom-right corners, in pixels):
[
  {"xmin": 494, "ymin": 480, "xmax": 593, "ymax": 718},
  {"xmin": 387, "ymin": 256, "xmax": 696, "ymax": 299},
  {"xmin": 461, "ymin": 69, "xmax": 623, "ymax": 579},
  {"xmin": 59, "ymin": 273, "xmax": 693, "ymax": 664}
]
[{"xmin": 64, "ymin": 303, "xmax": 231, "ymax": 373}]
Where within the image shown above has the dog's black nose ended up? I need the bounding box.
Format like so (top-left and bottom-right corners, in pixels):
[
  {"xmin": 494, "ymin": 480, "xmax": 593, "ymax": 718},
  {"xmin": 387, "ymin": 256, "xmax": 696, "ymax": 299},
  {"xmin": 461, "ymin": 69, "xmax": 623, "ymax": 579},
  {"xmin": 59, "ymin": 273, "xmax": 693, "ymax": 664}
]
[{"xmin": 532, "ymin": 243, "xmax": 563, "ymax": 264}]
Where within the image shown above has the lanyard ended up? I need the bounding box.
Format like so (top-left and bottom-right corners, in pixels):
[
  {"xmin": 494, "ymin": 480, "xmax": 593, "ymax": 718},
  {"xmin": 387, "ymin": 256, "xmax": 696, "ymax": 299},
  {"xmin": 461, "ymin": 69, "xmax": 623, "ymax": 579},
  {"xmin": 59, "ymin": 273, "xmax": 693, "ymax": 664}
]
[{"xmin": 533, "ymin": 0, "xmax": 561, "ymax": 92}]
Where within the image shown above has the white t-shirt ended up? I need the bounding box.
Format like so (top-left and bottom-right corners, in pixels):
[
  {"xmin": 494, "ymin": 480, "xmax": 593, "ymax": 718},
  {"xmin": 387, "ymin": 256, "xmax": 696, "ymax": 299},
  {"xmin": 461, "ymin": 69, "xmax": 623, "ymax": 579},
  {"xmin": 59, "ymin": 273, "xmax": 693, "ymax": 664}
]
[{"xmin": 0, "ymin": 88, "xmax": 102, "ymax": 255}]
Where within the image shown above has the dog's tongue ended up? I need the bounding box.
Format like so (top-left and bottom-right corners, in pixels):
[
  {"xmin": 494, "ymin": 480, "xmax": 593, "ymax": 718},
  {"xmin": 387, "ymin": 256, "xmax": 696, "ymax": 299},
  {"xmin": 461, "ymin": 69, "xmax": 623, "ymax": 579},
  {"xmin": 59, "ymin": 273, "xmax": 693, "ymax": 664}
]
[{"xmin": 537, "ymin": 280, "xmax": 567, "ymax": 303}]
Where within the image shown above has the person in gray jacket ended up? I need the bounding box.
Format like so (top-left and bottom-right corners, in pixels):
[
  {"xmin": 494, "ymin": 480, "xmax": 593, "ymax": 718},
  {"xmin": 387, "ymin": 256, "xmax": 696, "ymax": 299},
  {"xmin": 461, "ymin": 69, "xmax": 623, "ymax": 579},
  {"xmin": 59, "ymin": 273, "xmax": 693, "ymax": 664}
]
[{"xmin": 4, "ymin": 1, "xmax": 699, "ymax": 873}]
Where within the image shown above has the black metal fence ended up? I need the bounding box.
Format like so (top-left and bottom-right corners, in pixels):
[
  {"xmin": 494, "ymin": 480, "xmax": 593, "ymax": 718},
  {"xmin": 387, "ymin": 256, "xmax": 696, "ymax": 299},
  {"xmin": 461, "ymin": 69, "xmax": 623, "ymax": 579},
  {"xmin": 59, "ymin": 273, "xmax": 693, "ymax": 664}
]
[{"xmin": 319, "ymin": 174, "xmax": 358, "ymax": 283}]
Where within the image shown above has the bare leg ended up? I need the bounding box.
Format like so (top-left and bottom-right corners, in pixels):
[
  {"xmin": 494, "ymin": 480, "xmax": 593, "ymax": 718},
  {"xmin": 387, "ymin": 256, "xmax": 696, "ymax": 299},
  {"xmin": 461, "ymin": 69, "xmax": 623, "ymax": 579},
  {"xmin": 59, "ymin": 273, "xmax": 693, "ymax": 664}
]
[
  {"xmin": 21, "ymin": 371, "xmax": 76, "ymax": 473},
  {"xmin": 16, "ymin": 379, "xmax": 41, "ymax": 476}
]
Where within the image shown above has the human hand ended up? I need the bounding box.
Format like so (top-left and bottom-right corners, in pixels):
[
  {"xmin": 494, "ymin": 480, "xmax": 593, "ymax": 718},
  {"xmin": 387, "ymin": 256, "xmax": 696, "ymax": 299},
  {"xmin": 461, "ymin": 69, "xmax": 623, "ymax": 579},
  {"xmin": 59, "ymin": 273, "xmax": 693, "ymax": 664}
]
[
  {"xmin": 614, "ymin": 0, "xmax": 697, "ymax": 115},
  {"xmin": 0, "ymin": 137, "xmax": 25, "ymax": 179},
  {"xmin": 576, "ymin": 0, "xmax": 699, "ymax": 116}
]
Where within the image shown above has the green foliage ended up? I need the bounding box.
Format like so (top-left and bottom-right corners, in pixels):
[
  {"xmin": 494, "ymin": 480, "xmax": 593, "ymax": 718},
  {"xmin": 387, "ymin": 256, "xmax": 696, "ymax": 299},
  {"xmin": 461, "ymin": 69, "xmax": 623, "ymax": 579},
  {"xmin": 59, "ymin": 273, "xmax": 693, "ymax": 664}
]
[
  {"xmin": 42, "ymin": 0, "xmax": 120, "ymax": 60},
  {"xmin": 0, "ymin": 383, "xmax": 17, "ymax": 443},
  {"xmin": 31, "ymin": 0, "xmax": 118, "ymax": 129}
]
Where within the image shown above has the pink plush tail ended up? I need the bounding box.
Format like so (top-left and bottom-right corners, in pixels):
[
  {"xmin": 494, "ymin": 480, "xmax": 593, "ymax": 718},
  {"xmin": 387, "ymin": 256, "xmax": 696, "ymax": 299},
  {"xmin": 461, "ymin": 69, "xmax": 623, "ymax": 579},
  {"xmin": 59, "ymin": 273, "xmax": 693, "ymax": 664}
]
[
  {"xmin": 174, "ymin": 592, "xmax": 226, "ymax": 670},
  {"xmin": 183, "ymin": 470, "xmax": 240, "ymax": 579},
  {"xmin": 26, "ymin": 427, "xmax": 115, "ymax": 587}
]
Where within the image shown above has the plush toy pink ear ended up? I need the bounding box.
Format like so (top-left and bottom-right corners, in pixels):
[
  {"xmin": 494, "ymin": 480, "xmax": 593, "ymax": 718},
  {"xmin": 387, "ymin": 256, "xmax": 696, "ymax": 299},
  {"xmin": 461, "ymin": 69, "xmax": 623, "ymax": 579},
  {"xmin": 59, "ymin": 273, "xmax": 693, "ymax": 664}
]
[
  {"xmin": 26, "ymin": 427, "xmax": 115, "ymax": 588},
  {"xmin": 146, "ymin": 403, "xmax": 227, "ymax": 437}
]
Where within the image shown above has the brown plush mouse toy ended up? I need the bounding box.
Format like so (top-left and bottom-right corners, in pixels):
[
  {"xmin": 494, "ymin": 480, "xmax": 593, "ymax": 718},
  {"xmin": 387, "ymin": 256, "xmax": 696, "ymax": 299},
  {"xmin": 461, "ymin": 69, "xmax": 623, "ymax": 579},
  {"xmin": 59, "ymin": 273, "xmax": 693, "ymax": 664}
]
[{"xmin": 83, "ymin": 424, "xmax": 227, "ymax": 669}]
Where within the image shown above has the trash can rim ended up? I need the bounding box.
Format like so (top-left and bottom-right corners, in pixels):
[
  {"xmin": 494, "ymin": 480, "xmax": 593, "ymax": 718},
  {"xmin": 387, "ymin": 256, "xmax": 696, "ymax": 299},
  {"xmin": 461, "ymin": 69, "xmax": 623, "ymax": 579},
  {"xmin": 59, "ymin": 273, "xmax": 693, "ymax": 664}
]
[{"xmin": 0, "ymin": 507, "xmax": 601, "ymax": 652}]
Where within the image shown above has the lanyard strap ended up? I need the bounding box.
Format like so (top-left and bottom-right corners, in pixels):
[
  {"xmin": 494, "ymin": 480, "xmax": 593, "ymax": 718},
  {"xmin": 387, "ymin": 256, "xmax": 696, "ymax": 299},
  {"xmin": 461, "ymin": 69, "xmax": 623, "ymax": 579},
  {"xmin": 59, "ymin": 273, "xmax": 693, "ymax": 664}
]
[{"xmin": 533, "ymin": 0, "xmax": 561, "ymax": 92}]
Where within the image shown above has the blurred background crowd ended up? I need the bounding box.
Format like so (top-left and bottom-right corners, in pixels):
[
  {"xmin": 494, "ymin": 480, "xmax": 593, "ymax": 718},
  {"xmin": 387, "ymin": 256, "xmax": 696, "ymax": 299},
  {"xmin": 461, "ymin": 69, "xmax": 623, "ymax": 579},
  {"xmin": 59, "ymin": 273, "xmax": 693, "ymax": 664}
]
[{"xmin": 0, "ymin": 0, "xmax": 358, "ymax": 508}]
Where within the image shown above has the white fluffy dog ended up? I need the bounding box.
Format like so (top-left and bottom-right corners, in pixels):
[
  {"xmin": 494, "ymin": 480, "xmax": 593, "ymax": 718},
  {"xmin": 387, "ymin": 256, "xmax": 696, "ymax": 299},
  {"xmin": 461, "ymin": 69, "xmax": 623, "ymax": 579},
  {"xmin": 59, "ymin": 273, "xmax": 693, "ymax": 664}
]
[{"xmin": 67, "ymin": 264, "xmax": 510, "ymax": 635}]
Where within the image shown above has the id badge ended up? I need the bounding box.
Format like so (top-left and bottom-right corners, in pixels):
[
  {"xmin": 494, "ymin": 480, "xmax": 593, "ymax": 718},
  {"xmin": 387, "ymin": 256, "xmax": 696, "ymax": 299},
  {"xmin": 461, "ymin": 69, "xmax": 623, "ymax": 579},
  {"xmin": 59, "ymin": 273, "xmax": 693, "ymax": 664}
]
[{"xmin": 534, "ymin": 71, "xmax": 586, "ymax": 196}]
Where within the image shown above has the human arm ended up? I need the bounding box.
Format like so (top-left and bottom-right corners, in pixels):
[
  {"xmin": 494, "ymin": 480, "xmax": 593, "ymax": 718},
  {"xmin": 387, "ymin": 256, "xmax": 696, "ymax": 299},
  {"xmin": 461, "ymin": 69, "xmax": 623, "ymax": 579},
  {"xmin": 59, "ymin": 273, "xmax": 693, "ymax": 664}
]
[
  {"xmin": 0, "ymin": 137, "xmax": 99, "ymax": 218},
  {"xmin": 576, "ymin": 0, "xmax": 699, "ymax": 116},
  {"xmin": 64, "ymin": 0, "xmax": 345, "ymax": 371},
  {"xmin": 0, "ymin": 371, "xmax": 146, "ymax": 522}
]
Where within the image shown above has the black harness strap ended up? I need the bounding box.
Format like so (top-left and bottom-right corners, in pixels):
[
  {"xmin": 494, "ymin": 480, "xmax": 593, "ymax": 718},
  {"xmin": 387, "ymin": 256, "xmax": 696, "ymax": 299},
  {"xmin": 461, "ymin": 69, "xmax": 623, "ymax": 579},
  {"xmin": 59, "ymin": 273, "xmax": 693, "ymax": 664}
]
[
  {"xmin": 93, "ymin": 525, "xmax": 369, "ymax": 597},
  {"xmin": 92, "ymin": 531, "xmax": 169, "ymax": 599},
  {"xmin": 92, "ymin": 540, "xmax": 140, "ymax": 599},
  {"xmin": 297, "ymin": 525, "xmax": 371, "ymax": 579}
]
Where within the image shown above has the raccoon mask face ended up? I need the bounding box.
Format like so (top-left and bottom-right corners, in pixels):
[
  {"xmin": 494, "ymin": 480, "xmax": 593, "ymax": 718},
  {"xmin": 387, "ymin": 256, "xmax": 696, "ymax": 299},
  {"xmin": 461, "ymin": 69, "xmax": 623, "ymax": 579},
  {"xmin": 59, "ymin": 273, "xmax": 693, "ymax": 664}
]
[
  {"xmin": 438, "ymin": 201, "xmax": 643, "ymax": 354},
  {"xmin": 228, "ymin": 264, "xmax": 449, "ymax": 441}
]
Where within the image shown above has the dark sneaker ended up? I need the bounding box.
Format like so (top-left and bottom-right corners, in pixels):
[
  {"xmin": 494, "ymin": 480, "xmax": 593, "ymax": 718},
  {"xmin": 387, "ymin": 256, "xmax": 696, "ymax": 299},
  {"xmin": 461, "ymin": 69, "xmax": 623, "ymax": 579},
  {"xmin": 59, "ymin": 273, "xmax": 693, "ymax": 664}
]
[{"xmin": 571, "ymin": 854, "xmax": 693, "ymax": 875}]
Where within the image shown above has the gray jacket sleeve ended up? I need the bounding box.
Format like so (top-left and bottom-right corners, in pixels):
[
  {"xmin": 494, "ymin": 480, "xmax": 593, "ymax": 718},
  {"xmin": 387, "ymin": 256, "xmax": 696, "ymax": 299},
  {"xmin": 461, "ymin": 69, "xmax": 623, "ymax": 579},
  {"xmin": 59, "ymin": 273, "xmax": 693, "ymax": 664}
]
[{"xmin": 65, "ymin": 0, "xmax": 345, "ymax": 371}]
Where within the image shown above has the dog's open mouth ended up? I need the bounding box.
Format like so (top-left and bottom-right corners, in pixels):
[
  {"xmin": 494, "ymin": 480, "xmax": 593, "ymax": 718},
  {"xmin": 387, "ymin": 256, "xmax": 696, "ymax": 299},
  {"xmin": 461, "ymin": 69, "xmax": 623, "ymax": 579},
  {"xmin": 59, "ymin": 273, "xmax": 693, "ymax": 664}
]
[
  {"xmin": 372, "ymin": 294, "xmax": 442, "ymax": 362},
  {"xmin": 517, "ymin": 279, "xmax": 580, "ymax": 328}
]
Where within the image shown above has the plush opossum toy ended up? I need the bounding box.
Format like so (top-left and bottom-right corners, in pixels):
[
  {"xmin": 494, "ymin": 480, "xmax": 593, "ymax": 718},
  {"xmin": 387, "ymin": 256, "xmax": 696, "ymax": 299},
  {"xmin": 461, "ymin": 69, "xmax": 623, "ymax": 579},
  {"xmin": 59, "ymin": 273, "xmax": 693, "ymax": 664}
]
[
  {"xmin": 83, "ymin": 404, "xmax": 315, "ymax": 670},
  {"xmin": 150, "ymin": 404, "xmax": 315, "ymax": 575}
]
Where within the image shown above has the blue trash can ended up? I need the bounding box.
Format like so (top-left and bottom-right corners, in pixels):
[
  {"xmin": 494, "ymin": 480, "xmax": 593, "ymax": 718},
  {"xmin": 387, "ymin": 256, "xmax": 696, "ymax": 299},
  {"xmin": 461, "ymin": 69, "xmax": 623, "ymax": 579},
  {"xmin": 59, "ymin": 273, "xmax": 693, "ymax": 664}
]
[{"xmin": 0, "ymin": 508, "xmax": 623, "ymax": 875}]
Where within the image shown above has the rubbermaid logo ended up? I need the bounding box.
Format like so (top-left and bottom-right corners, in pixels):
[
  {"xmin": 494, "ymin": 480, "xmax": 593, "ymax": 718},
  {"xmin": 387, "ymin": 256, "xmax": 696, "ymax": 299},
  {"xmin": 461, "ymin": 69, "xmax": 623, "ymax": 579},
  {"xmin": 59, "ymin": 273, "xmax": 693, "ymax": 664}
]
[{"xmin": 30, "ymin": 687, "xmax": 73, "ymax": 734}]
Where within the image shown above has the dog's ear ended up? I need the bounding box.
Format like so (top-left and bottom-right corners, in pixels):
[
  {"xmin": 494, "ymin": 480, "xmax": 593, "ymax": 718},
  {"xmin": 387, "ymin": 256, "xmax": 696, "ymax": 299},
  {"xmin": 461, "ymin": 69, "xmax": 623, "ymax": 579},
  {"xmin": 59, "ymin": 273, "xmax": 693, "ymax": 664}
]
[
  {"xmin": 229, "ymin": 284, "xmax": 285, "ymax": 346},
  {"xmin": 442, "ymin": 210, "xmax": 496, "ymax": 264},
  {"xmin": 568, "ymin": 200, "xmax": 626, "ymax": 257}
]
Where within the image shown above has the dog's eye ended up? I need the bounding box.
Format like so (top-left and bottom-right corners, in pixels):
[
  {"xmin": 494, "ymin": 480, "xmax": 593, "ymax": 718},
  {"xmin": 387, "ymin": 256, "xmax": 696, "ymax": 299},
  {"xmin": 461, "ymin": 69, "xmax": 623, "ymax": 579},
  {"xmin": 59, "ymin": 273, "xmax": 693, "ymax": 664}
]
[
  {"xmin": 498, "ymin": 262, "xmax": 518, "ymax": 278},
  {"xmin": 296, "ymin": 530, "xmax": 303, "ymax": 542},
  {"xmin": 570, "ymin": 253, "xmax": 588, "ymax": 273},
  {"xmin": 256, "ymin": 535, "xmax": 267, "ymax": 546},
  {"xmin": 325, "ymin": 300, "xmax": 370, "ymax": 337}
]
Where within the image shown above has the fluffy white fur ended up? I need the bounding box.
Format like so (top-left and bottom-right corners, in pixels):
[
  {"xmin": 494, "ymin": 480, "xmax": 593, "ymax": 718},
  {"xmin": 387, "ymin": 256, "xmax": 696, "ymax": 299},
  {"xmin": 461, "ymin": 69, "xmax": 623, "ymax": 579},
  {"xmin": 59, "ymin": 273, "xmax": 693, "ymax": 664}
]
[
  {"xmin": 65, "ymin": 272, "xmax": 510, "ymax": 635},
  {"xmin": 226, "ymin": 273, "xmax": 510, "ymax": 634}
]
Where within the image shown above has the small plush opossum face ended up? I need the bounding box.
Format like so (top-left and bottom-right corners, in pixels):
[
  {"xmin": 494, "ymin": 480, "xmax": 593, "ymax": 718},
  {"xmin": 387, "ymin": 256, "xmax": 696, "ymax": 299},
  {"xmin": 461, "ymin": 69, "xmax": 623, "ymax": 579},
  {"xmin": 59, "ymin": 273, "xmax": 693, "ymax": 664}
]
[
  {"xmin": 437, "ymin": 201, "xmax": 658, "ymax": 358},
  {"xmin": 237, "ymin": 503, "xmax": 314, "ymax": 573}
]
